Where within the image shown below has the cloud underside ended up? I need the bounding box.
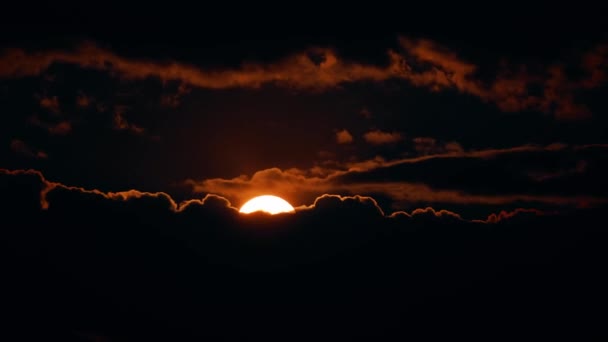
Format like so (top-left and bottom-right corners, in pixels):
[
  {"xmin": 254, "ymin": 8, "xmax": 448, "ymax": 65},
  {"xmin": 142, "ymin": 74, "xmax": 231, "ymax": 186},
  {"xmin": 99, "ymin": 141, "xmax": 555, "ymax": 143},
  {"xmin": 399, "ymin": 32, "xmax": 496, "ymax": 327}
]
[
  {"xmin": 185, "ymin": 143, "xmax": 608, "ymax": 215},
  {"xmin": 1, "ymin": 168, "xmax": 560, "ymax": 224},
  {"xmin": 1, "ymin": 39, "xmax": 606, "ymax": 119}
]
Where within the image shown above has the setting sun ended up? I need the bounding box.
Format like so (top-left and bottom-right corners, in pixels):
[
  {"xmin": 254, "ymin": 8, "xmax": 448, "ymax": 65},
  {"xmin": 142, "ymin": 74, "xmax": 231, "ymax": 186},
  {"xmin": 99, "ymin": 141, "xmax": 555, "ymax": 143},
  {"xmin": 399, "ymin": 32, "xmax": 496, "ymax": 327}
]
[{"xmin": 239, "ymin": 195, "xmax": 295, "ymax": 215}]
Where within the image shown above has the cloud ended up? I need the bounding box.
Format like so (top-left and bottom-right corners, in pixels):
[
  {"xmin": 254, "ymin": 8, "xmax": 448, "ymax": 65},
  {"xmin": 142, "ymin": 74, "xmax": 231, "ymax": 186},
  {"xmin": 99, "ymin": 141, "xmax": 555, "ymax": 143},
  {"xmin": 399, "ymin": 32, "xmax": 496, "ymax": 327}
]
[
  {"xmin": 29, "ymin": 116, "xmax": 72, "ymax": 135},
  {"xmin": 390, "ymin": 207, "xmax": 463, "ymax": 222},
  {"xmin": 0, "ymin": 42, "xmax": 406, "ymax": 90},
  {"xmin": 413, "ymin": 137, "xmax": 464, "ymax": 155},
  {"xmin": 335, "ymin": 129, "xmax": 354, "ymax": 144},
  {"xmin": 359, "ymin": 107, "xmax": 372, "ymax": 119},
  {"xmin": 38, "ymin": 95, "xmax": 60, "ymax": 114},
  {"xmin": 76, "ymin": 93, "xmax": 92, "ymax": 107},
  {"xmin": 3, "ymin": 167, "xmax": 605, "ymax": 340},
  {"xmin": 10, "ymin": 139, "xmax": 48, "ymax": 159},
  {"xmin": 160, "ymin": 83, "xmax": 191, "ymax": 108},
  {"xmin": 1, "ymin": 39, "xmax": 605, "ymax": 119},
  {"xmin": 398, "ymin": 38, "xmax": 607, "ymax": 120},
  {"xmin": 363, "ymin": 130, "xmax": 402, "ymax": 145},
  {"xmin": 185, "ymin": 143, "xmax": 608, "ymax": 216},
  {"xmin": 113, "ymin": 106, "xmax": 145, "ymax": 135},
  {"xmin": 1, "ymin": 167, "xmax": 556, "ymax": 225},
  {"xmin": 475, "ymin": 208, "xmax": 547, "ymax": 224}
]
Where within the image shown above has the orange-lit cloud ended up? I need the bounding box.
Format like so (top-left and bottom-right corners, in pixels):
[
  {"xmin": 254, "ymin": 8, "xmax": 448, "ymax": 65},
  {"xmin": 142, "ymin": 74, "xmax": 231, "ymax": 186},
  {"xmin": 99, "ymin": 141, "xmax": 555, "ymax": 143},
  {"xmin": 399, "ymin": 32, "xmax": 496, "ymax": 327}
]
[
  {"xmin": 336, "ymin": 129, "xmax": 354, "ymax": 144},
  {"xmin": 0, "ymin": 168, "xmax": 596, "ymax": 225},
  {"xmin": 363, "ymin": 130, "xmax": 402, "ymax": 145},
  {"xmin": 10, "ymin": 139, "xmax": 48, "ymax": 159},
  {"xmin": 160, "ymin": 83, "xmax": 191, "ymax": 108},
  {"xmin": 76, "ymin": 93, "xmax": 92, "ymax": 108},
  {"xmin": 475, "ymin": 208, "xmax": 547, "ymax": 224},
  {"xmin": 29, "ymin": 116, "xmax": 72, "ymax": 135},
  {"xmin": 413, "ymin": 137, "xmax": 464, "ymax": 155},
  {"xmin": 1, "ymin": 39, "xmax": 605, "ymax": 120},
  {"xmin": 0, "ymin": 168, "xmax": 239, "ymax": 213},
  {"xmin": 184, "ymin": 143, "xmax": 608, "ymax": 212},
  {"xmin": 38, "ymin": 95, "xmax": 60, "ymax": 114},
  {"xmin": 113, "ymin": 106, "xmax": 145, "ymax": 135},
  {"xmin": 0, "ymin": 43, "xmax": 406, "ymax": 90}
]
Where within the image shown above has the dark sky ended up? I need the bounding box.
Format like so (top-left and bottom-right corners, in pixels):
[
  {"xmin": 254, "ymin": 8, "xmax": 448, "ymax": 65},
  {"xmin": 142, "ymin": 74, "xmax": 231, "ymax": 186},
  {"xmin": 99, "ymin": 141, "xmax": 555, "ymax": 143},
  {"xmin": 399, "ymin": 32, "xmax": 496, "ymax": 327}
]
[{"xmin": 2, "ymin": 4, "xmax": 608, "ymax": 339}]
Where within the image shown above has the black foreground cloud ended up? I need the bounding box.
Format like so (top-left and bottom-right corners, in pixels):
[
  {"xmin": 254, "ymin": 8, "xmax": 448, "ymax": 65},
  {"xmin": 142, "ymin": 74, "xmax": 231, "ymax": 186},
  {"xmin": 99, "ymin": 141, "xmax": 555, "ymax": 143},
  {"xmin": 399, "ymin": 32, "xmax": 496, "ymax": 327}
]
[{"xmin": 2, "ymin": 169, "xmax": 608, "ymax": 340}]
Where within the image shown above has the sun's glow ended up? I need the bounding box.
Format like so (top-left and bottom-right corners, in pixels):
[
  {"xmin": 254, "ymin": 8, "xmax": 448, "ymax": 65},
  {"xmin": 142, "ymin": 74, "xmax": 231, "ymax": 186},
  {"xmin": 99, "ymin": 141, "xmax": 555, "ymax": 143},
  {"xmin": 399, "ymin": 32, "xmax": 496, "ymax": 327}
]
[{"xmin": 239, "ymin": 195, "xmax": 295, "ymax": 215}]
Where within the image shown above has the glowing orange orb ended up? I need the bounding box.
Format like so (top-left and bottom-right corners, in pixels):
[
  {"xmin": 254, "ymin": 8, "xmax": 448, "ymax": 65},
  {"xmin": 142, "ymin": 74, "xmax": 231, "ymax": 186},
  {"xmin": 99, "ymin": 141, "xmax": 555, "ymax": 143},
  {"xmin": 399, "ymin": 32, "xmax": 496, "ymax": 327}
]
[{"xmin": 239, "ymin": 195, "xmax": 295, "ymax": 215}]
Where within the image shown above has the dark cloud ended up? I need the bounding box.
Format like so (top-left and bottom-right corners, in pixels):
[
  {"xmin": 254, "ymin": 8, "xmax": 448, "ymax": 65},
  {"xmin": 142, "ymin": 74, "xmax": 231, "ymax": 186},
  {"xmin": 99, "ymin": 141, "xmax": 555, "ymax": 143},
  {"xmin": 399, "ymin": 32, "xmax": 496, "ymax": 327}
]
[
  {"xmin": 2, "ymin": 167, "xmax": 607, "ymax": 340},
  {"xmin": 359, "ymin": 107, "xmax": 372, "ymax": 119},
  {"xmin": 10, "ymin": 139, "xmax": 48, "ymax": 159}
]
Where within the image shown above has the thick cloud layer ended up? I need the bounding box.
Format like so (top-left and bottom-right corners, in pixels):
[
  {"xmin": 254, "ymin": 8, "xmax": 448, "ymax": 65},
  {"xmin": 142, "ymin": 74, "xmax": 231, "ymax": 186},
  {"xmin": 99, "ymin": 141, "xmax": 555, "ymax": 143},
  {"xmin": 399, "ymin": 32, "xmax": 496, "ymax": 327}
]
[{"xmin": 2, "ymin": 168, "xmax": 607, "ymax": 340}]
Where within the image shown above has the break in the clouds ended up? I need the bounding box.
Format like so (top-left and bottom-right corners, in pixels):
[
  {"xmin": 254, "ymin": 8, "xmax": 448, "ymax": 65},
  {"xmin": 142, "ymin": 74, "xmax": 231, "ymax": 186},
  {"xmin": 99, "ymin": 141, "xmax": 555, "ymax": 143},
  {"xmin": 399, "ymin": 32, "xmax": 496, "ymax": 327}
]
[{"xmin": 1, "ymin": 39, "xmax": 606, "ymax": 119}]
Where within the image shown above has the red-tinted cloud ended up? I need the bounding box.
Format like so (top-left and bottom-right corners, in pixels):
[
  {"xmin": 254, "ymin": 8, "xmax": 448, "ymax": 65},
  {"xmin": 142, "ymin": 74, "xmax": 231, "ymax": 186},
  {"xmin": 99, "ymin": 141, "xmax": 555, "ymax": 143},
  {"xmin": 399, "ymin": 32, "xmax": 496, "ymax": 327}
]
[
  {"xmin": 38, "ymin": 95, "xmax": 60, "ymax": 114},
  {"xmin": 10, "ymin": 139, "xmax": 48, "ymax": 159},
  {"xmin": 0, "ymin": 168, "xmax": 592, "ymax": 225},
  {"xmin": 185, "ymin": 143, "xmax": 608, "ymax": 212},
  {"xmin": 363, "ymin": 130, "xmax": 402, "ymax": 145},
  {"xmin": 336, "ymin": 129, "xmax": 354, "ymax": 144},
  {"xmin": 113, "ymin": 106, "xmax": 145, "ymax": 135},
  {"xmin": 29, "ymin": 116, "xmax": 72, "ymax": 135},
  {"xmin": 0, "ymin": 43, "xmax": 405, "ymax": 90},
  {"xmin": 1, "ymin": 39, "xmax": 605, "ymax": 120}
]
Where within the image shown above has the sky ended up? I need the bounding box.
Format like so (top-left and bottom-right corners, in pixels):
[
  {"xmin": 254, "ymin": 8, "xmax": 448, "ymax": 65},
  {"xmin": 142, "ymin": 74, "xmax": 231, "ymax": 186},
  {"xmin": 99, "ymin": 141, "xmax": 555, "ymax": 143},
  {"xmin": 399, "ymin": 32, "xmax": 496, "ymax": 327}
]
[{"xmin": 2, "ymin": 2, "xmax": 608, "ymax": 340}]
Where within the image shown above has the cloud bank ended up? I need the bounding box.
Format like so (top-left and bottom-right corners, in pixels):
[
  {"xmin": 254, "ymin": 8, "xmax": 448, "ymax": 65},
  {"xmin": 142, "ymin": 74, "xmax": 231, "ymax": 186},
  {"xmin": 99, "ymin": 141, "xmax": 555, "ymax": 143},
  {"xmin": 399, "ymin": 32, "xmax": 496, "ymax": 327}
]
[{"xmin": 1, "ymin": 39, "xmax": 606, "ymax": 119}]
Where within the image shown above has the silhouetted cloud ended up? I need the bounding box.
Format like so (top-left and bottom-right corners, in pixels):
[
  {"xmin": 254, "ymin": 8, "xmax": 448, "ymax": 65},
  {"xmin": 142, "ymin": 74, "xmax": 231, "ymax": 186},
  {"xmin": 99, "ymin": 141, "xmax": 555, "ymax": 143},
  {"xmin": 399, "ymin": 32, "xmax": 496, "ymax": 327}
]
[
  {"xmin": 9, "ymin": 139, "xmax": 48, "ymax": 159},
  {"xmin": 3, "ymin": 168, "xmax": 606, "ymax": 341},
  {"xmin": 336, "ymin": 129, "xmax": 354, "ymax": 144},
  {"xmin": 363, "ymin": 129, "xmax": 402, "ymax": 145},
  {"xmin": 1, "ymin": 167, "xmax": 555, "ymax": 225}
]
